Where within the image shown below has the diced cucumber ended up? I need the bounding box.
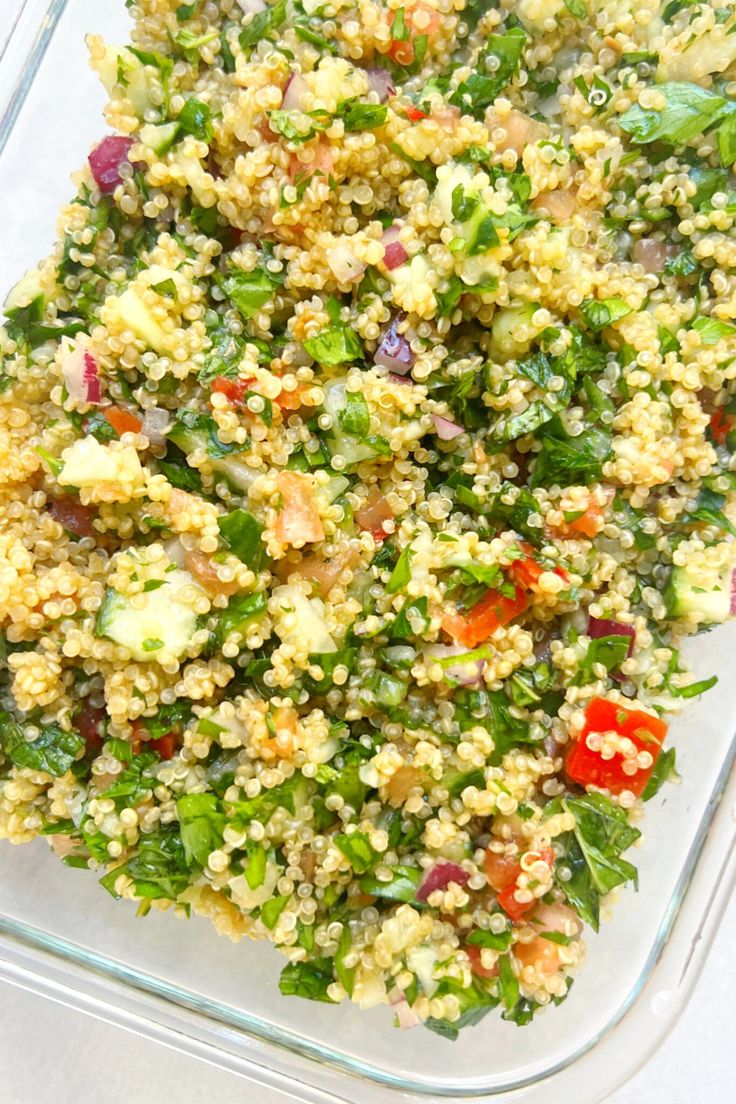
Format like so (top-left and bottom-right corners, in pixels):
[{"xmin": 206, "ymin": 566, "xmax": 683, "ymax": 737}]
[
  {"xmin": 139, "ymin": 122, "xmax": 180, "ymax": 155},
  {"xmin": 95, "ymin": 569, "xmax": 204, "ymax": 660},
  {"xmin": 490, "ymin": 303, "xmax": 540, "ymax": 359},
  {"xmin": 167, "ymin": 421, "xmax": 258, "ymax": 493},
  {"xmin": 114, "ymin": 287, "xmax": 170, "ymax": 353},
  {"xmin": 209, "ymin": 591, "xmax": 267, "ymax": 649},
  {"xmin": 322, "ymin": 379, "xmax": 382, "ymax": 467},
  {"xmin": 318, "ymin": 475, "xmax": 350, "ymax": 505},
  {"xmin": 665, "ymin": 556, "xmax": 736, "ymax": 625},
  {"xmin": 272, "ymin": 584, "xmax": 337, "ymax": 654},
  {"xmin": 90, "ymin": 43, "xmax": 153, "ymax": 118},
  {"xmin": 4, "ymin": 269, "xmax": 44, "ymax": 313}
]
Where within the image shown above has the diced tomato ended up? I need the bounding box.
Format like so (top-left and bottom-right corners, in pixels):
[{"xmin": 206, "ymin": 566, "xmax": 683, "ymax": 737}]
[
  {"xmin": 275, "ymin": 383, "xmax": 308, "ymax": 411},
  {"xmin": 48, "ymin": 496, "xmax": 97, "ymax": 538},
  {"xmin": 405, "ymin": 106, "xmax": 429, "ymax": 122},
  {"xmin": 151, "ymin": 732, "xmax": 177, "ymax": 760},
  {"xmin": 514, "ymin": 902, "xmax": 580, "ymax": 975},
  {"xmin": 710, "ymin": 409, "xmax": 735, "ymax": 446},
  {"xmin": 211, "ymin": 376, "xmax": 255, "ymax": 404},
  {"xmin": 566, "ymin": 697, "xmax": 667, "ymax": 796},
  {"xmin": 74, "ymin": 703, "xmax": 106, "ymax": 750},
  {"xmin": 288, "ymin": 140, "xmax": 333, "ymax": 183},
  {"xmin": 486, "ymin": 847, "xmax": 554, "ymax": 919},
  {"xmin": 356, "ymin": 486, "xmax": 394, "ymax": 539},
  {"xmin": 466, "ymin": 943, "xmax": 499, "ymax": 979},
  {"xmin": 387, "ymin": 2, "xmax": 442, "ymax": 65},
  {"xmin": 131, "ymin": 720, "xmax": 178, "ymax": 760},
  {"xmin": 294, "ymin": 542, "xmax": 361, "ymax": 597},
  {"xmin": 184, "ymin": 548, "xmax": 240, "ymax": 597},
  {"xmin": 508, "ymin": 556, "xmax": 543, "ymax": 589},
  {"xmin": 566, "ymin": 503, "xmax": 605, "ymax": 539},
  {"xmin": 513, "ymin": 935, "xmax": 561, "ymax": 975},
  {"xmin": 508, "ymin": 543, "xmax": 570, "ymax": 589},
  {"xmin": 484, "ymin": 850, "xmax": 520, "ymax": 893},
  {"xmin": 262, "ymin": 705, "xmax": 299, "ymax": 759},
  {"xmin": 442, "ymin": 585, "xmax": 529, "ymax": 649},
  {"xmin": 497, "ymin": 883, "xmax": 535, "ymax": 922},
  {"xmin": 131, "ymin": 719, "xmax": 144, "ymax": 756},
  {"xmin": 103, "ymin": 405, "xmax": 142, "ymax": 436},
  {"xmin": 275, "ymin": 470, "xmax": 325, "ymax": 545}
]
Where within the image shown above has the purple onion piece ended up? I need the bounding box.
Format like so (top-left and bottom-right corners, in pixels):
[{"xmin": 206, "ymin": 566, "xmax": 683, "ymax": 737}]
[
  {"xmin": 364, "ymin": 67, "xmax": 396, "ymax": 103},
  {"xmin": 587, "ymin": 615, "xmax": 635, "ymax": 658},
  {"xmin": 282, "ymin": 71, "xmax": 307, "ymax": 111},
  {"xmin": 61, "ymin": 341, "xmax": 102, "ymax": 405},
  {"xmin": 431, "ymin": 413, "xmax": 463, "ymax": 441},
  {"xmin": 374, "ymin": 318, "xmax": 414, "ymax": 375},
  {"xmin": 88, "ymin": 136, "xmax": 135, "ymax": 194},
  {"xmin": 383, "ymin": 240, "xmax": 408, "ymax": 270},
  {"xmin": 416, "ymin": 861, "xmax": 469, "ymax": 902}
]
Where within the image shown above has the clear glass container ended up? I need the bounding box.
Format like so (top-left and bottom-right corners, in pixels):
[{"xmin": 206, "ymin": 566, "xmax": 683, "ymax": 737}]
[{"xmin": 1, "ymin": 4, "xmax": 735, "ymax": 1100}]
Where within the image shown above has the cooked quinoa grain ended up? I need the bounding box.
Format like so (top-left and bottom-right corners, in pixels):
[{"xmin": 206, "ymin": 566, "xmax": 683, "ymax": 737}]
[{"xmin": 1, "ymin": 0, "xmax": 735, "ymax": 1038}]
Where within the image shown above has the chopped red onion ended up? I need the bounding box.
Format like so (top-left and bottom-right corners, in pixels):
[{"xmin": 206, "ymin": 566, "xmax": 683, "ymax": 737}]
[
  {"xmin": 431, "ymin": 413, "xmax": 463, "ymax": 441},
  {"xmin": 416, "ymin": 861, "xmax": 469, "ymax": 902},
  {"xmin": 282, "ymin": 71, "xmax": 307, "ymax": 111},
  {"xmin": 389, "ymin": 372, "xmax": 413, "ymax": 386},
  {"xmin": 88, "ymin": 136, "xmax": 135, "ymax": 195},
  {"xmin": 381, "ymin": 225, "xmax": 408, "ymax": 271},
  {"xmin": 365, "ymin": 67, "xmax": 395, "ymax": 103},
  {"xmin": 388, "ymin": 988, "xmax": 421, "ymax": 1029},
  {"xmin": 374, "ymin": 318, "xmax": 414, "ymax": 375},
  {"xmin": 61, "ymin": 340, "xmax": 102, "ymax": 404},
  {"xmin": 235, "ymin": 0, "xmax": 267, "ymax": 13},
  {"xmin": 425, "ymin": 643, "xmax": 485, "ymax": 686},
  {"xmin": 587, "ymin": 615, "xmax": 635, "ymax": 658},
  {"xmin": 141, "ymin": 407, "xmax": 171, "ymax": 446},
  {"xmin": 327, "ymin": 242, "xmax": 366, "ymax": 284}
]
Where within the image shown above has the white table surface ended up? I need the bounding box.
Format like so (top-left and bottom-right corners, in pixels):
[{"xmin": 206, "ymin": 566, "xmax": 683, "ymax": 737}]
[{"xmin": 1, "ymin": 894, "xmax": 733, "ymax": 1103}]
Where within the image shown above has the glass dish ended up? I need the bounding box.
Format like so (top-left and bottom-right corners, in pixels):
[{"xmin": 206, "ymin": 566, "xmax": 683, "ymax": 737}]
[{"xmin": 1, "ymin": 3, "xmax": 734, "ymax": 1100}]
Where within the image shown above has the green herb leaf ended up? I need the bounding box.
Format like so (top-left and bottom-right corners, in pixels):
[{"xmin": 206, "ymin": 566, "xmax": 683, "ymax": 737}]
[
  {"xmin": 279, "ymin": 958, "xmax": 336, "ymax": 1002},
  {"xmin": 498, "ymin": 953, "xmax": 520, "ymax": 1011},
  {"xmin": 642, "ymin": 747, "xmax": 678, "ymax": 800},
  {"xmin": 99, "ymin": 826, "xmax": 189, "ymax": 901},
  {"xmin": 303, "ymin": 319, "xmax": 362, "ymax": 366},
  {"xmin": 531, "ymin": 422, "xmax": 612, "ymax": 488},
  {"xmin": 359, "ymin": 864, "xmax": 422, "ymax": 903},
  {"xmin": 618, "ymin": 82, "xmax": 731, "ymax": 147},
  {"xmin": 579, "ymin": 297, "xmax": 633, "ymax": 331},
  {"xmin": 177, "ymin": 792, "xmax": 225, "ymax": 867},
  {"xmin": 338, "ymin": 391, "xmax": 370, "ymax": 436},
  {"xmin": 466, "ymin": 927, "xmax": 511, "ymax": 952},
  {"xmin": 448, "ymin": 29, "xmax": 526, "ymax": 119},
  {"xmin": 261, "ymin": 893, "xmax": 290, "ymax": 929},
  {"xmin": 176, "ymin": 97, "xmax": 213, "ymax": 142},
  {"xmin": 221, "ymin": 267, "xmax": 280, "ymax": 320},
  {"xmin": 342, "ymin": 102, "xmax": 388, "ymax": 131},
  {"xmin": 386, "ymin": 545, "xmax": 413, "ymax": 594},
  {"xmin": 334, "ymin": 830, "xmax": 378, "ymax": 874},
  {"xmin": 546, "ymin": 793, "xmax": 641, "ymax": 930},
  {"xmin": 692, "ymin": 316, "xmax": 736, "ymax": 345},
  {"xmin": 0, "ymin": 713, "xmax": 84, "ymax": 777},
  {"xmin": 719, "ymin": 114, "xmax": 736, "ymax": 168},
  {"xmin": 218, "ymin": 508, "xmax": 266, "ymax": 569},
  {"xmin": 239, "ymin": 0, "xmax": 287, "ymax": 51},
  {"xmin": 682, "ymin": 487, "xmax": 736, "ymax": 537}
]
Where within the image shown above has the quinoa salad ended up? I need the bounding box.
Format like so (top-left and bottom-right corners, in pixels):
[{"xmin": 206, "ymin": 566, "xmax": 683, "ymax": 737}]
[{"xmin": 1, "ymin": 0, "xmax": 736, "ymax": 1039}]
